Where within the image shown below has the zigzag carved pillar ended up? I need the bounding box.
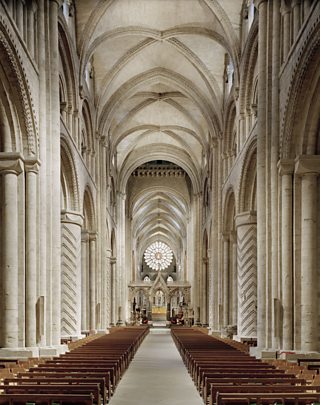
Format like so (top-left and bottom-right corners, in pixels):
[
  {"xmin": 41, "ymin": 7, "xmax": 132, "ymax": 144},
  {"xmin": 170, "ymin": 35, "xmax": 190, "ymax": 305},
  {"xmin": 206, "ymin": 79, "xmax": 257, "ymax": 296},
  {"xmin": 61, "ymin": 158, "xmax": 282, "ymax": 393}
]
[
  {"xmin": 236, "ymin": 212, "xmax": 257, "ymax": 340},
  {"xmin": 61, "ymin": 211, "xmax": 83, "ymax": 339}
]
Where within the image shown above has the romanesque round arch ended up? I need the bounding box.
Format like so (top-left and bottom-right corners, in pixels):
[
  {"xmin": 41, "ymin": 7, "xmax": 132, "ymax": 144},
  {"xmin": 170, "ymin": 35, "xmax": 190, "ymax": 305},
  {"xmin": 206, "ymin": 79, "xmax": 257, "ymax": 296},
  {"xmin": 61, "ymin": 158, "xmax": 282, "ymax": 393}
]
[
  {"xmin": 238, "ymin": 137, "xmax": 257, "ymax": 213},
  {"xmin": 60, "ymin": 138, "xmax": 80, "ymax": 212},
  {"xmin": 0, "ymin": 15, "xmax": 39, "ymax": 157}
]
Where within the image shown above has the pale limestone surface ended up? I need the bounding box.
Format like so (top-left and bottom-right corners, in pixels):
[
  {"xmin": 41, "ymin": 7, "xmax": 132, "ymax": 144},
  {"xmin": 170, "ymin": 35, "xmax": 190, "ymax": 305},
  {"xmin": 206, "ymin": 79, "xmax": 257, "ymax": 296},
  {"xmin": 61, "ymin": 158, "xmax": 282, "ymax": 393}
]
[{"xmin": 110, "ymin": 329, "xmax": 203, "ymax": 405}]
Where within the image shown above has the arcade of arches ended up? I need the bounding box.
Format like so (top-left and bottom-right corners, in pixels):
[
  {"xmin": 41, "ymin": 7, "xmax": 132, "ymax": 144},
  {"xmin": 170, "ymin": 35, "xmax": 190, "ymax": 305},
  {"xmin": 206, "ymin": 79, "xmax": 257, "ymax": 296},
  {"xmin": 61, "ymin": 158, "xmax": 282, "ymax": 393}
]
[{"xmin": 0, "ymin": 0, "xmax": 319, "ymax": 359}]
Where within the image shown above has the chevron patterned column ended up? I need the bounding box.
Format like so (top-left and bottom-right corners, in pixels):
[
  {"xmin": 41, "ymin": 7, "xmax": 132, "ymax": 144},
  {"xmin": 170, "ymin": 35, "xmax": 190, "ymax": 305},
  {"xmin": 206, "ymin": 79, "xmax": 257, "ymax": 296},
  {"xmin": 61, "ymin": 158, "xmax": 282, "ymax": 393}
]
[
  {"xmin": 236, "ymin": 212, "xmax": 257, "ymax": 339},
  {"xmin": 61, "ymin": 211, "xmax": 83, "ymax": 339}
]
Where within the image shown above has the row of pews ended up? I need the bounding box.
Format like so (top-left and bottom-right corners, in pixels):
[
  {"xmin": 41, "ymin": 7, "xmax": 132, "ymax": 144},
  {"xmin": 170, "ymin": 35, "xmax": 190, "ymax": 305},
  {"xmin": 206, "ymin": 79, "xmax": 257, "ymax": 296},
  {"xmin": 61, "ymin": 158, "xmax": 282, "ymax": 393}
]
[
  {"xmin": 0, "ymin": 326, "xmax": 149, "ymax": 404},
  {"xmin": 171, "ymin": 328, "xmax": 320, "ymax": 405}
]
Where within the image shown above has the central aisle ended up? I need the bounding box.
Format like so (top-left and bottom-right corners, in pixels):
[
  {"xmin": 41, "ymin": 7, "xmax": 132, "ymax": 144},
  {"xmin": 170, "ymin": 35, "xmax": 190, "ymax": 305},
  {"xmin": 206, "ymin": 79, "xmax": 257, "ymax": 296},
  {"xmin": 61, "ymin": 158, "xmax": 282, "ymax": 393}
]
[{"xmin": 110, "ymin": 328, "xmax": 203, "ymax": 405}]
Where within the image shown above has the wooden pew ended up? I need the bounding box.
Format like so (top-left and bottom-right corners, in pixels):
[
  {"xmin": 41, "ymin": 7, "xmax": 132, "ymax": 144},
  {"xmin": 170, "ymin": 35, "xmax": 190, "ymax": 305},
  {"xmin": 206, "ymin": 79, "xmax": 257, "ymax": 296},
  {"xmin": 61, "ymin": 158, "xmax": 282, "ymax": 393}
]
[
  {"xmin": 204, "ymin": 377, "xmax": 304, "ymax": 404},
  {"xmin": 4, "ymin": 377, "xmax": 107, "ymax": 404},
  {"xmin": 17, "ymin": 370, "xmax": 112, "ymax": 398},
  {"xmin": 210, "ymin": 384, "xmax": 320, "ymax": 405},
  {"xmin": 0, "ymin": 393, "xmax": 94, "ymax": 404},
  {"xmin": 216, "ymin": 391, "xmax": 320, "ymax": 405},
  {"xmin": 0, "ymin": 384, "xmax": 100, "ymax": 405}
]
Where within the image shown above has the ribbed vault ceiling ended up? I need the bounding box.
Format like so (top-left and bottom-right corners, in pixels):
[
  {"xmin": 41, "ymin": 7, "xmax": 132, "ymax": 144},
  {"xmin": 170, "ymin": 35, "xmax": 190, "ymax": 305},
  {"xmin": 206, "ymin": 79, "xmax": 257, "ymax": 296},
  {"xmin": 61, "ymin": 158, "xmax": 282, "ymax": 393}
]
[{"xmin": 76, "ymin": 0, "xmax": 242, "ymax": 266}]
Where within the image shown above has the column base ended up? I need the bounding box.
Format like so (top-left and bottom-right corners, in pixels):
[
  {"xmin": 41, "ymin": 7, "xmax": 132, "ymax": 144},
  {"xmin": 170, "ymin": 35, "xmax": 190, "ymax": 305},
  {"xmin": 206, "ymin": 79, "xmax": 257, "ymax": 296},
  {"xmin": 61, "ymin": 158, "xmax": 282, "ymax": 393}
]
[
  {"xmin": 0, "ymin": 347, "xmax": 40, "ymax": 359},
  {"xmin": 39, "ymin": 344, "xmax": 68, "ymax": 357},
  {"xmin": 278, "ymin": 350, "xmax": 320, "ymax": 361},
  {"xmin": 0, "ymin": 344, "xmax": 68, "ymax": 359},
  {"xmin": 249, "ymin": 347, "xmax": 277, "ymax": 359},
  {"xmin": 96, "ymin": 329, "xmax": 109, "ymax": 335},
  {"xmin": 208, "ymin": 329, "xmax": 222, "ymax": 337}
]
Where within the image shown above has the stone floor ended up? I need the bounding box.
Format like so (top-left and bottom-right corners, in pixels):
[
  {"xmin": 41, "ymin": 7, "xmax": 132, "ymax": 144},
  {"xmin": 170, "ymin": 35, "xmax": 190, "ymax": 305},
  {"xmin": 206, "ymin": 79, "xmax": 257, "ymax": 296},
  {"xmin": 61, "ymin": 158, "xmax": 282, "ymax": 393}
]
[{"xmin": 110, "ymin": 328, "xmax": 203, "ymax": 405}]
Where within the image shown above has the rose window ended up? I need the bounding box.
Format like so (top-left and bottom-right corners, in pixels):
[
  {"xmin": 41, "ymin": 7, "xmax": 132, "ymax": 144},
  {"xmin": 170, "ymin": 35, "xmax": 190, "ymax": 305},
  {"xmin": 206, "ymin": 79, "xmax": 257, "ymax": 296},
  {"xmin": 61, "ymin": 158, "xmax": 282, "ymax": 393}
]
[{"xmin": 144, "ymin": 241, "xmax": 173, "ymax": 271}]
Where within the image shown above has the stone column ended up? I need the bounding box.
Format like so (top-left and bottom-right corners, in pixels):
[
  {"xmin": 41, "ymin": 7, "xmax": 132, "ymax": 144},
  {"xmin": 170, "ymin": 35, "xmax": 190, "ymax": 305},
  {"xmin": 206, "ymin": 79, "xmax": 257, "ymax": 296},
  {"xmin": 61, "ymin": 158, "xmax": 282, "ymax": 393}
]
[
  {"xmin": 255, "ymin": 0, "xmax": 268, "ymax": 349},
  {"xmin": 296, "ymin": 156, "xmax": 320, "ymax": 352},
  {"xmin": 27, "ymin": 3, "xmax": 35, "ymax": 58},
  {"xmin": 201, "ymin": 257, "xmax": 208, "ymax": 325},
  {"xmin": 105, "ymin": 248, "xmax": 112, "ymax": 328},
  {"xmin": 25, "ymin": 160, "xmax": 40, "ymax": 348},
  {"xmin": 61, "ymin": 211, "xmax": 83, "ymax": 339},
  {"xmin": 16, "ymin": 0, "xmax": 24, "ymax": 35},
  {"xmin": 37, "ymin": 0, "xmax": 47, "ymax": 347},
  {"xmin": 304, "ymin": 0, "xmax": 311, "ymax": 17},
  {"xmin": 281, "ymin": 1, "xmax": 291, "ymax": 60},
  {"xmin": 230, "ymin": 231, "xmax": 238, "ymax": 325},
  {"xmin": 236, "ymin": 212, "xmax": 257, "ymax": 340},
  {"xmin": 222, "ymin": 233, "xmax": 229, "ymax": 327},
  {"xmin": 0, "ymin": 157, "xmax": 23, "ymax": 348},
  {"xmin": 271, "ymin": 0, "xmax": 281, "ymax": 350},
  {"xmin": 292, "ymin": 0, "xmax": 301, "ymax": 39},
  {"xmin": 110, "ymin": 257, "xmax": 117, "ymax": 326},
  {"xmin": 49, "ymin": 0, "xmax": 62, "ymax": 347},
  {"xmin": 278, "ymin": 160, "xmax": 294, "ymax": 350},
  {"xmin": 81, "ymin": 232, "xmax": 89, "ymax": 331},
  {"xmin": 89, "ymin": 233, "xmax": 97, "ymax": 330}
]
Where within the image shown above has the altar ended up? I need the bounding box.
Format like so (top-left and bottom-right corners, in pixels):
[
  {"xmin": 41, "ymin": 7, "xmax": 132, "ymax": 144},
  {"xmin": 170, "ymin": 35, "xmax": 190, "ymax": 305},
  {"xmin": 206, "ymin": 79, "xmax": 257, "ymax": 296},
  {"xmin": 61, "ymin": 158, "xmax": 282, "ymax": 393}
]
[{"xmin": 152, "ymin": 305, "xmax": 167, "ymax": 321}]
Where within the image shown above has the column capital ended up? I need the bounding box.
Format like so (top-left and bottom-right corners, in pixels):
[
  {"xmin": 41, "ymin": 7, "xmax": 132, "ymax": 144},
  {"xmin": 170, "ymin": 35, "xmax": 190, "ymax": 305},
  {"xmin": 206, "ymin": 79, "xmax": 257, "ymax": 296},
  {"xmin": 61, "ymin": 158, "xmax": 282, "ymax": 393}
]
[
  {"xmin": 50, "ymin": 0, "xmax": 63, "ymax": 6},
  {"xmin": 221, "ymin": 232, "xmax": 229, "ymax": 242},
  {"xmin": 277, "ymin": 159, "xmax": 294, "ymax": 176},
  {"xmin": 89, "ymin": 232, "xmax": 97, "ymax": 242},
  {"xmin": 0, "ymin": 153, "xmax": 23, "ymax": 175},
  {"xmin": 295, "ymin": 155, "xmax": 320, "ymax": 176},
  {"xmin": 61, "ymin": 209, "xmax": 83, "ymax": 226},
  {"xmin": 254, "ymin": 0, "xmax": 268, "ymax": 9},
  {"xmin": 25, "ymin": 159, "xmax": 41, "ymax": 174},
  {"xmin": 230, "ymin": 230, "xmax": 237, "ymax": 243},
  {"xmin": 280, "ymin": 0, "xmax": 291, "ymax": 15},
  {"xmin": 235, "ymin": 211, "xmax": 257, "ymax": 227},
  {"xmin": 81, "ymin": 231, "xmax": 90, "ymax": 242}
]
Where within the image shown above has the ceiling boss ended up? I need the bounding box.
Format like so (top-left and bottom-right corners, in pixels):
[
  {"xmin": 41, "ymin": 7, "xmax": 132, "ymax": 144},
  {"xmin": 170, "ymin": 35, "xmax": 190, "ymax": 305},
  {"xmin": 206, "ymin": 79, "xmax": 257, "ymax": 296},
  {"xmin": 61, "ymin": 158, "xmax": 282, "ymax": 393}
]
[{"xmin": 144, "ymin": 241, "xmax": 173, "ymax": 271}]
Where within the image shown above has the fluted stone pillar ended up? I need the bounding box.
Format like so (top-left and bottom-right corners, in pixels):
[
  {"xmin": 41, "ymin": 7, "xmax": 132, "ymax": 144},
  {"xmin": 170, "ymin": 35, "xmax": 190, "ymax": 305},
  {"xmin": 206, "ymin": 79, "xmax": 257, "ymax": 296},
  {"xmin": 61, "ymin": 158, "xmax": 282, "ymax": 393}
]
[
  {"xmin": 278, "ymin": 160, "xmax": 294, "ymax": 350},
  {"xmin": 222, "ymin": 233, "xmax": 229, "ymax": 327},
  {"xmin": 236, "ymin": 212, "xmax": 257, "ymax": 340},
  {"xmin": 255, "ymin": 0, "xmax": 268, "ymax": 349},
  {"xmin": 89, "ymin": 233, "xmax": 97, "ymax": 330},
  {"xmin": 81, "ymin": 232, "xmax": 89, "ymax": 331},
  {"xmin": 0, "ymin": 157, "xmax": 23, "ymax": 348},
  {"xmin": 61, "ymin": 211, "xmax": 83, "ymax": 339},
  {"xmin": 25, "ymin": 161, "xmax": 40, "ymax": 348},
  {"xmin": 296, "ymin": 155, "xmax": 320, "ymax": 352}
]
